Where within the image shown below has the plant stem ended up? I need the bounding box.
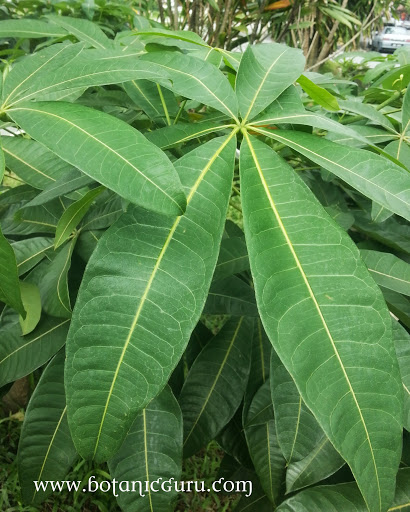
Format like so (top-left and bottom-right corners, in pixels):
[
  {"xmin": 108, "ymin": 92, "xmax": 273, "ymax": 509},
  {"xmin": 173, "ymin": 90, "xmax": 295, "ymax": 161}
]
[
  {"xmin": 157, "ymin": 84, "xmax": 171, "ymax": 126},
  {"xmin": 174, "ymin": 99, "xmax": 187, "ymax": 124}
]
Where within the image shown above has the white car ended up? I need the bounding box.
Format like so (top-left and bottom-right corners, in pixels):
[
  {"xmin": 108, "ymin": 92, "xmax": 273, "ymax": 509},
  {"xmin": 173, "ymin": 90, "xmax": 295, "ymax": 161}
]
[{"xmin": 372, "ymin": 26, "xmax": 410, "ymax": 52}]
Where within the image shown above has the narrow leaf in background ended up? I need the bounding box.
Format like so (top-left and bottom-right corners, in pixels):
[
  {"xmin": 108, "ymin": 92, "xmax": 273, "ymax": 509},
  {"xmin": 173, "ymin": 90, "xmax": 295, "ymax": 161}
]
[{"xmin": 0, "ymin": 226, "xmax": 25, "ymax": 317}]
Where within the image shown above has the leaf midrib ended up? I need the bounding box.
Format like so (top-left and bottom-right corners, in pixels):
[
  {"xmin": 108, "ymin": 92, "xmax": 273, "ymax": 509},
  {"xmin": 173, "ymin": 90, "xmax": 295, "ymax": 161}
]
[{"xmin": 243, "ymin": 131, "xmax": 381, "ymax": 511}]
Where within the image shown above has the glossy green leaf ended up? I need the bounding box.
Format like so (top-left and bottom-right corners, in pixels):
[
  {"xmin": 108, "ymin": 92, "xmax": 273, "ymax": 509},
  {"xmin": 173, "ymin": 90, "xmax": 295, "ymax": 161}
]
[
  {"xmin": 0, "ymin": 226, "xmax": 25, "ymax": 316},
  {"xmin": 0, "ymin": 315, "xmax": 69, "ymax": 387},
  {"xmin": 108, "ymin": 385, "xmax": 182, "ymax": 512},
  {"xmin": 139, "ymin": 51, "xmax": 239, "ymax": 120},
  {"xmin": 392, "ymin": 321, "xmax": 410, "ymax": 431},
  {"xmin": 360, "ymin": 250, "xmax": 410, "ymax": 296},
  {"xmin": 9, "ymin": 102, "xmax": 186, "ymax": 216},
  {"xmin": 213, "ymin": 235, "xmax": 250, "ymax": 281},
  {"xmin": 2, "ymin": 136, "xmax": 74, "ymax": 190},
  {"xmin": 338, "ymin": 99, "xmax": 397, "ymax": 133},
  {"xmin": 145, "ymin": 121, "xmax": 230, "ymax": 149},
  {"xmin": 65, "ymin": 134, "xmax": 236, "ymax": 461},
  {"xmin": 54, "ymin": 186, "xmax": 104, "ymax": 249},
  {"xmin": 240, "ymin": 134, "xmax": 403, "ymax": 512},
  {"xmin": 297, "ymin": 75, "xmax": 340, "ymax": 111},
  {"xmin": 244, "ymin": 380, "xmax": 286, "ymax": 506},
  {"xmin": 46, "ymin": 15, "xmax": 111, "ymax": 49},
  {"xmin": 18, "ymin": 351, "xmax": 77, "ymax": 505},
  {"xmin": 26, "ymin": 170, "xmax": 94, "ymax": 207},
  {"xmin": 0, "ymin": 19, "xmax": 67, "ymax": 39},
  {"xmin": 12, "ymin": 237, "xmax": 54, "ymax": 276},
  {"xmin": 255, "ymin": 128, "xmax": 410, "ymax": 222},
  {"xmin": 19, "ymin": 281, "xmax": 41, "ymax": 335},
  {"xmin": 179, "ymin": 316, "xmax": 252, "ymax": 457},
  {"xmin": 0, "ymin": 136, "xmax": 4, "ymax": 183},
  {"xmin": 383, "ymin": 288, "xmax": 410, "ymax": 330},
  {"xmin": 277, "ymin": 468, "xmax": 410, "ymax": 512},
  {"xmin": 204, "ymin": 276, "xmax": 258, "ymax": 316},
  {"xmin": 123, "ymin": 79, "xmax": 179, "ymax": 121},
  {"xmin": 236, "ymin": 43, "xmax": 305, "ymax": 123}
]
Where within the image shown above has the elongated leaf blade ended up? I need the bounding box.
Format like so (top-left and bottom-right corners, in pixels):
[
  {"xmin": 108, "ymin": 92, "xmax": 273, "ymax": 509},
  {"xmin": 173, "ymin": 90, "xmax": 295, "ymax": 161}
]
[
  {"xmin": 46, "ymin": 15, "xmax": 111, "ymax": 49},
  {"xmin": 240, "ymin": 134, "xmax": 403, "ymax": 512},
  {"xmin": 360, "ymin": 250, "xmax": 410, "ymax": 296},
  {"xmin": 0, "ymin": 19, "xmax": 67, "ymax": 39},
  {"xmin": 297, "ymin": 75, "xmax": 340, "ymax": 111},
  {"xmin": 54, "ymin": 186, "xmax": 104, "ymax": 249},
  {"xmin": 0, "ymin": 316, "xmax": 69, "ymax": 387},
  {"xmin": 139, "ymin": 51, "xmax": 239, "ymax": 120},
  {"xmin": 0, "ymin": 226, "xmax": 25, "ymax": 316},
  {"xmin": 108, "ymin": 386, "xmax": 182, "ymax": 512},
  {"xmin": 19, "ymin": 282, "xmax": 41, "ymax": 335},
  {"xmin": 255, "ymin": 128, "xmax": 410, "ymax": 222},
  {"xmin": 244, "ymin": 381, "xmax": 286, "ymax": 506},
  {"xmin": 179, "ymin": 316, "xmax": 252, "ymax": 457},
  {"xmin": 9, "ymin": 102, "xmax": 186, "ymax": 216},
  {"xmin": 145, "ymin": 121, "xmax": 230, "ymax": 149},
  {"xmin": 236, "ymin": 43, "xmax": 305, "ymax": 122},
  {"xmin": 18, "ymin": 351, "xmax": 77, "ymax": 505},
  {"xmin": 12, "ymin": 237, "xmax": 53, "ymax": 275},
  {"xmin": 65, "ymin": 134, "xmax": 236, "ymax": 461},
  {"xmin": 2, "ymin": 136, "xmax": 78, "ymax": 190},
  {"xmin": 393, "ymin": 321, "xmax": 410, "ymax": 431}
]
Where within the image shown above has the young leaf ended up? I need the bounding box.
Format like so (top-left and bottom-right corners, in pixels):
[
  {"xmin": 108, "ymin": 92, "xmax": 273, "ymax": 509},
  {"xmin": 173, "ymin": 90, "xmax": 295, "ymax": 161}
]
[
  {"xmin": 244, "ymin": 380, "xmax": 286, "ymax": 506},
  {"xmin": 65, "ymin": 134, "xmax": 236, "ymax": 461},
  {"xmin": 254, "ymin": 128, "xmax": 410, "ymax": 222},
  {"xmin": 179, "ymin": 316, "xmax": 253, "ymax": 457},
  {"xmin": 108, "ymin": 385, "xmax": 182, "ymax": 512},
  {"xmin": 236, "ymin": 43, "xmax": 305, "ymax": 123},
  {"xmin": 54, "ymin": 186, "xmax": 104, "ymax": 249},
  {"xmin": 0, "ymin": 316, "xmax": 69, "ymax": 388},
  {"xmin": 0, "ymin": 226, "xmax": 25, "ymax": 317},
  {"xmin": 297, "ymin": 75, "xmax": 340, "ymax": 111},
  {"xmin": 9, "ymin": 102, "xmax": 186, "ymax": 216},
  {"xmin": 240, "ymin": 134, "xmax": 403, "ymax": 512},
  {"xmin": 19, "ymin": 282, "xmax": 41, "ymax": 335},
  {"xmin": 18, "ymin": 351, "xmax": 77, "ymax": 505},
  {"xmin": 360, "ymin": 249, "xmax": 410, "ymax": 296}
]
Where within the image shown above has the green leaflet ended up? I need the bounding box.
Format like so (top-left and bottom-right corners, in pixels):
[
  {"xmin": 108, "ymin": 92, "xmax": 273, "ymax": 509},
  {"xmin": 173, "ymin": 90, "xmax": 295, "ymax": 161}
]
[
  {"xmin": 236, "ymin": 43, "xmax": 305, "ymax": 123},
  {"xmin": 240, "ymin": 134, "xmax": 402, "ymax": 512},
  {"xmin": 0, "ymin": 135, "xmax": 4, "ymax": 183},
  {"xmin": 0, "ymin": 19, "xmax": 67, "ymax": 39},
  {"xmin": 392, "ymin": 322, "xmax": 410, "ymax": 431},
  {"xmin": 54, "ymin": 186, "xmax": 104, "ymax": 249},
  {"xmin": 19, "ymin": 281, "xmax": 41, "ymax": 335},
  {"xmin": 213, "ymin": 234, "xmax": 250, "ymax": 282},
  {"xmin": 2, "ymin": 136, "xmax": 75, "ymax": 190},
  {"xmin": 276, "ymin": 469, "xmax": 410, "ymax": 512},
  {"xmin": 204, "ymin": 276, "xmax": 258, "ymax": 316},
  {"xmin": 297, "ymin": 75, "xmax": 340, "ymax": 111},
  {"xmin": 0, "ymin": 225, "xmax": 25, "ymax": 317},
  {"xmin": 108, "ymin": 385, "xmax": 182, "ymax": 512},
  {"xmin": 46, "ymin": 15, "xmax": 112, "ymax": 49},
  {"xmin": 338, "ymin": 99, "xmax": 397, "ymax": 133},
  {"xmin": 65, "ymin": 134, "xmax": 236, "ymax": 461},
  {"xmin": 9, "ymin": 102, "xmax": 186, "ymax": 216},
  {"xmin": 0, "ymin": 315, "xmax": 69, "ymax": 388},
  {"xmin": 179, "ymin": 316, "xmax": 253, "ymax": 457},
  {"xmin": 18, "ymin": 351, "xmax": 77, "ymax": 505},
  {"xmin": 12, "ymin": 237, "xmax": 54, "ymax": 275},
  {"xmin": 139, "ymin": 51, "xmax": 239, "ymax": 120},
  {"xmin": 244, "ymin": 380, "xmax": 286, "ymax": 506},
  {"xmin": 253, "ymin": 128, "xmax": 410, "ymax": 222},
  {"xmin": 360, "ymin": 250, "xmax": 410, "ymax": 296}
]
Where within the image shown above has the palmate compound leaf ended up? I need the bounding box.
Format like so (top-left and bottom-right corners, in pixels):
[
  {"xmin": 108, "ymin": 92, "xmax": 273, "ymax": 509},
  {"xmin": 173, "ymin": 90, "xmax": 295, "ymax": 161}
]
[
  {"xmin": 108, "ymin": 385, "xmax": 182, "ymax": 512},
  {"xmin": 9, "ymin": 102, "xmax": 186, "ymax": 216},
  {"xmin": 18, "ymin": 351, "xmax": 77, "ymax": 505},
  {"xmin": 65, "ymin": 134, "xmax": 237, "ymax": 461},
  {"xmin": 240, "ymin": 134, "xmax": 403, "ymax": 512}
]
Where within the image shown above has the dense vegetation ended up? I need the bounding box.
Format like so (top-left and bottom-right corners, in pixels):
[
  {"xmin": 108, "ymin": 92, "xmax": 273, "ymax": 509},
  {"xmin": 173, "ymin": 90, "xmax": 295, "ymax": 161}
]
[{"xmin": 0, "ymin": 4, "xmax": 410, "ymax": 512}]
